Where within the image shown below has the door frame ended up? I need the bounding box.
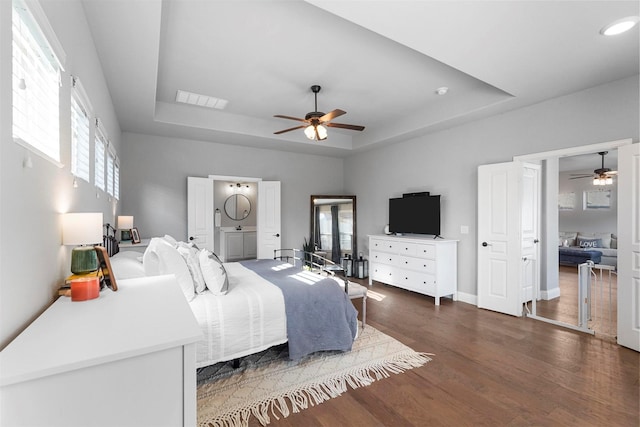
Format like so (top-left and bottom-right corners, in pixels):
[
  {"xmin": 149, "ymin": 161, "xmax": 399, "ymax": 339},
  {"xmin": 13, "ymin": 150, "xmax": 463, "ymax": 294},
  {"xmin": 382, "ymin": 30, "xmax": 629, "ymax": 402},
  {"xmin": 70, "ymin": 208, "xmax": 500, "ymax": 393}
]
[{"xmin": 513, "ymin": 138, "xmax": 633, "ymax": 334}]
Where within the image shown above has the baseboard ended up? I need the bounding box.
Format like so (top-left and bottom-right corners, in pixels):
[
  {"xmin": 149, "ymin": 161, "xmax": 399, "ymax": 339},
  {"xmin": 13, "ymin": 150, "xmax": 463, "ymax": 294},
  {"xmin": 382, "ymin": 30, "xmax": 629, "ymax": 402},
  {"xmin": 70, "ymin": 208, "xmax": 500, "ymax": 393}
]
[
  {"xmin": 456, "ymin": 291, "xmax": 477, "ymax": 306},
  {"xmin": 540, "ymin": 287, "xmax": 561, "ymax": 300}
]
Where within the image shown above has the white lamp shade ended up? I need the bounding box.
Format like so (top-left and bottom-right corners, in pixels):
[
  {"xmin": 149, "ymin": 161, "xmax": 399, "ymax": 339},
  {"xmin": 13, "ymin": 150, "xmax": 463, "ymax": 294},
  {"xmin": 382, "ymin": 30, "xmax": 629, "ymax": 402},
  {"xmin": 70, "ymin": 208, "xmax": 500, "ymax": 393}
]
[
  {"xmin": 62, "ymin": 213, "xmax": 103, "ymax": 245},
  {"xmin": 117, "ymin": 215, "xmax": 134, "ymax": 229}
]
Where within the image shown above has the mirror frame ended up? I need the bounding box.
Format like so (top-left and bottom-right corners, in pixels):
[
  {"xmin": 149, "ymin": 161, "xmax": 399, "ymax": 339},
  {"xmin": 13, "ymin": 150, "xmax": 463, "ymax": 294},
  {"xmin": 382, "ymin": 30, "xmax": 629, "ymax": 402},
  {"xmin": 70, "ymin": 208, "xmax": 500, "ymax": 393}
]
[
  {"xmin": 309, "ymin": 195, "xmax": 357, "ymax": 261},
  {"xmin": 224, "ymin": 193, "xmax": 252, "ymax": 221}
]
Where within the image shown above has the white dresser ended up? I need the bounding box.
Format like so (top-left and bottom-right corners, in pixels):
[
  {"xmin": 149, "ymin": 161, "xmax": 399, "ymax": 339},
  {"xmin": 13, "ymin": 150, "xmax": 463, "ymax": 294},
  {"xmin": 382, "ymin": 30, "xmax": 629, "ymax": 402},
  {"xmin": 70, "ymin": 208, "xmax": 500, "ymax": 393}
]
[
  {"xmin": 0, "ymin": 275, "xmax": 202, "ymax": 427},
  {"xmin": 369, "ymin": 235, "xmax": 458, "ymax": 305}
]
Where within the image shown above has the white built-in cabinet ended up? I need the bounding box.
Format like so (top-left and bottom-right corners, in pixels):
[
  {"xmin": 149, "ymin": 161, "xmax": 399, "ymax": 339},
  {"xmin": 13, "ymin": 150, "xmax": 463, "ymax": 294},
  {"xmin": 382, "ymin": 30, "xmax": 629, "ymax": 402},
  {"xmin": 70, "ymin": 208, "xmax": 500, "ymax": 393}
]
[
  {"xmin": 220, "ymin": 228, "xmax": 257, "ymax": 262},
  {"xmin": 369, "ymin": 235, "xmax": 458, "ymax": 305},
  {"xmin": 0, "ymin": 275, "xmax": 202, "ymax": 427}
]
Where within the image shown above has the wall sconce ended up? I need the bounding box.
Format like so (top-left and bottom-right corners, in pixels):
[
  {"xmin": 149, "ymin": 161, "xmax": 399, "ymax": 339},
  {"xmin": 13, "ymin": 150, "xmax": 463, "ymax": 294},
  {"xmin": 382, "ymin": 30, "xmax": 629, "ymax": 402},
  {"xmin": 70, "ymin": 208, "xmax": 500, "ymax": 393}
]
[
  {"xmin": 62, "ymin": 212, "xmax": 103, "ymax": 274},
  {"xmin": 214, "ymin": 208, "xmax": 221, "ymax": 227},
  {"xmin": 117, "ymin": 215, "xmax": 134, "ymax": 241}
]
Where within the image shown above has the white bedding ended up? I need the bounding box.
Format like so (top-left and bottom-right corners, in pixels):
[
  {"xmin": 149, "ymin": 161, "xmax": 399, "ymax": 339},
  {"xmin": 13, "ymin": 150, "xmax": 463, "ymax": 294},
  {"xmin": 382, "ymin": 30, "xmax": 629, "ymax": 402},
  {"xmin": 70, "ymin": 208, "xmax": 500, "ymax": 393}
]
[
  {"xmin": 110, "ymin": 251, "xmax": 287, "ymax": 367},
  {"xmin": 189, "ymin": 262, "xmax": 287, "ymax": 368}
]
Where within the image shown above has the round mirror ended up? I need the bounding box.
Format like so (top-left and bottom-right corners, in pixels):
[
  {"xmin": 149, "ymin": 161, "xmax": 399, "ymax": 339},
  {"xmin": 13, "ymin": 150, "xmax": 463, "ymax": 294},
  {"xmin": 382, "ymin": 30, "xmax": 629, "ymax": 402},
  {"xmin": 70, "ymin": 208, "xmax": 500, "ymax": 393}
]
[{"xmin": 224, "ymin": 194, "xmax": 251, "ymax": 220}]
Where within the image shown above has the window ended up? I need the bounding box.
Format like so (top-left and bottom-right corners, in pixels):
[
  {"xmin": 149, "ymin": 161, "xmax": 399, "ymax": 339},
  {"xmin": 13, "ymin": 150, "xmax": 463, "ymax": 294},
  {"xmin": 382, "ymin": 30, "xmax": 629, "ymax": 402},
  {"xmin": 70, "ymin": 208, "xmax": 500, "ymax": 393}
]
[
  {"xmin": 113, "ymin": 162, "xmax": 120, "ymax": 200},
  {"xmin": 12, "ymin": 0, "xmax": 65, "ymax": 163},
  {"xmin": 94, "ymin": 119, "xmax": 106, "ymax": 191},
  {"xmin": 70, "ymin": 77, "xmax": 91, "ymax": 183},
  {"xmin": 106, "ymin": 149, "xmax": 114, "ymax": 196}
]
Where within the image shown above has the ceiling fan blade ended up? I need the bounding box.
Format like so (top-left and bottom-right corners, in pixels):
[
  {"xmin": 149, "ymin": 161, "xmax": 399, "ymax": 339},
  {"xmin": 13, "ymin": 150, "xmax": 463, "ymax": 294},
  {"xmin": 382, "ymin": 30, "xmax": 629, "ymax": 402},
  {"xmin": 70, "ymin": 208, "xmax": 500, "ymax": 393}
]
[
  {"xmin": 326, "ymin": 122, "xmax": 365, "ymax": 131},
  {"xmin": 319, "ymin": 109, "xmax": 346, "ymax": 123},
  {"xmin": 569, "ymin": 176, "xmax": 591, "ymax": 180},
  {"xmin": 605, "ymin": 170, "xmax": 618, "ymax": 175},
  {"xmin": 274, "ymin": 114, "xmax": 308, "ymax": 123},
  {"xmin": 274, "ymin": 125, "xmax": 306, "ymax": 135}
]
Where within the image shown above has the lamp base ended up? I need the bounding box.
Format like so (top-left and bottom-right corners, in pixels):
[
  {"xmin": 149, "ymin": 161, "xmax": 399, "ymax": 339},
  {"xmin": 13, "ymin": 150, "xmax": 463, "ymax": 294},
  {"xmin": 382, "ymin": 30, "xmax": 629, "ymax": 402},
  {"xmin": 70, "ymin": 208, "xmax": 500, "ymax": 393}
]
[{"xmin": 70, "ymin": 246, "xmax": 98, "ymax": 274}]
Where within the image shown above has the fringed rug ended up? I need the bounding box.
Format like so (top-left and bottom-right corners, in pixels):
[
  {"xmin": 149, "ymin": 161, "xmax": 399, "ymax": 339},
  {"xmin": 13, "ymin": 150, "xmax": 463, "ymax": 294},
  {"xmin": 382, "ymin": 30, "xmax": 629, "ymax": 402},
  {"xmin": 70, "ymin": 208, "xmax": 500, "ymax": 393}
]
[{"xmin": 197, "ymin": 326, "xmax": 432, "ymax": 427}]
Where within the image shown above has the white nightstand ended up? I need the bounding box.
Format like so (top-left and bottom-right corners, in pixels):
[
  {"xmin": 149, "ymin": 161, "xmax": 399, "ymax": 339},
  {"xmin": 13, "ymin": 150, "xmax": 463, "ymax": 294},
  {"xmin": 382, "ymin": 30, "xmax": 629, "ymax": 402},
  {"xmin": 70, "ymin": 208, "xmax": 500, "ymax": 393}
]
[{"xmin": 119, "ymin": 238, "xmax": 150, "ymax": 253}]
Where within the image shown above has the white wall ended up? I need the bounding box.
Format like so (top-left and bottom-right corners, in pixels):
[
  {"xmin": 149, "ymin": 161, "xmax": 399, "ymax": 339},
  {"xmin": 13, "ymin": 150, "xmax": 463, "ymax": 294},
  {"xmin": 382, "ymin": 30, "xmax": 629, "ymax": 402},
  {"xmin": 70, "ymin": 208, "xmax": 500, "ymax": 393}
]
[
  {"xmin": 559, "ymin": 170, "xmax": 617, "ymax": 233},
  {"xmin": 344, "ymin": 75, "xmax": 639, "ymax": 300},
  {"xmin": 120, "ymin": 132, "xmax": 345, "ymax": 252},
  {"xmin": 0, "ymin": 0, "xmax": 121, "ymax": 349}
]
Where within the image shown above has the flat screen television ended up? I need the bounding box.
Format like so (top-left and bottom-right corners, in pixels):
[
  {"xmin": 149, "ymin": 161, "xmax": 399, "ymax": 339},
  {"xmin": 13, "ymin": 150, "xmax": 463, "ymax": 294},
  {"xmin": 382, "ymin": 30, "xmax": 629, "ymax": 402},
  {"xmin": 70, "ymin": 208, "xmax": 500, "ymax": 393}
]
[{"xmin": 388, "ymin": 195, "xmax": 441, "ymax": 236}]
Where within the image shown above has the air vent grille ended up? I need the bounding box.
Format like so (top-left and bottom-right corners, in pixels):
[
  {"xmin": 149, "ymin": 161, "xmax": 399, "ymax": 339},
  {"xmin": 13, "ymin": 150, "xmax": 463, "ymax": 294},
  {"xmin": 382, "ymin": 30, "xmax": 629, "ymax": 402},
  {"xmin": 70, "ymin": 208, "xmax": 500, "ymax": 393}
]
[{"xmin": 175, "ymin": 90, "xmax": 228, "ymax": 109}]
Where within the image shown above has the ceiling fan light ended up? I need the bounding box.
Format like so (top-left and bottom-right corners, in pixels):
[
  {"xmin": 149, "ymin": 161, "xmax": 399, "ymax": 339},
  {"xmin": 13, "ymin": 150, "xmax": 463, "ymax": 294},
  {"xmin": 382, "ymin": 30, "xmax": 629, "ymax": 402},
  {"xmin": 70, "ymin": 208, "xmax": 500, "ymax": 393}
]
[
  {"xmin": 304, "ymin": 124, "xmax": 327, "ymax": 141},
  {"xmin": 605, "ymin": 177, "xmax": 613, "ymax": 185}
]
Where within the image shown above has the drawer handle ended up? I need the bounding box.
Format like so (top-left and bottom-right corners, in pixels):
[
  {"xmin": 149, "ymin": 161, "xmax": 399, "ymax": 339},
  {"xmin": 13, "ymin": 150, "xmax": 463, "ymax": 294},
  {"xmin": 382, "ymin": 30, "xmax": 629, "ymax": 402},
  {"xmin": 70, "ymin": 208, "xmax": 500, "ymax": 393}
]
[{"xmin": 405, "ymin": 261, "xmax": 408, "ymax": 264}]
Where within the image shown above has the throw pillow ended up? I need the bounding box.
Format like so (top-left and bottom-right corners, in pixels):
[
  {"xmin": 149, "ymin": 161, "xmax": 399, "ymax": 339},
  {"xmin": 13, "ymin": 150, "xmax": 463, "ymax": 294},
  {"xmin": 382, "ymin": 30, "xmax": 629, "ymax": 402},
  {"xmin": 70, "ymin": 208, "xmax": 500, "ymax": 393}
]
[
  {"xmin": 199, "ymin": 249, "xmax": 229, "ymax": 295},
  {"xmin": 577, "ymin": 232, "xmax": 611, "ymax": 249},
  {"xmin": 577, "ymin": 237, "xmax": 602, "ymax": 249},
  {"xmin": 177, "ymin": 244, "xmax": 206, "ymax": 294}
]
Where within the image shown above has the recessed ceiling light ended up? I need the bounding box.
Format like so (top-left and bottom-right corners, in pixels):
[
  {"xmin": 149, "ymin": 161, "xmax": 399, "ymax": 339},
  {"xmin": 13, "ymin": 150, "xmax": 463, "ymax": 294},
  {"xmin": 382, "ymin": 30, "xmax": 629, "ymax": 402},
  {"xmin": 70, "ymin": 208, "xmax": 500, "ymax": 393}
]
[
  {"xmin": 600, "ymin": 16, "xmax": 639, "ymax": 36},
  {"xmin": 435, "ymin": 87, "xmax": 449, "ymax": 95},
  {"xmin": 176, "ymin": 90, "xmax": 228, "ymax": 109}
]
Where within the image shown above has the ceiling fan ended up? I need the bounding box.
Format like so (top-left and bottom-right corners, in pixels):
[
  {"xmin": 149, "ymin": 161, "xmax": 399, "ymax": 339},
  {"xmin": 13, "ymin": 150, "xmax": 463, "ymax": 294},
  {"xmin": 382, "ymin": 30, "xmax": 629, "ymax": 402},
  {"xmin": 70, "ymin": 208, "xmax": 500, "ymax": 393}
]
[
  {"xmin": 570, "ymin": 151, "xmax": 618, "ymax": 184},
  {"xmin": 274, "ymin": 85, "xmax": 365, "ymax": 141}
]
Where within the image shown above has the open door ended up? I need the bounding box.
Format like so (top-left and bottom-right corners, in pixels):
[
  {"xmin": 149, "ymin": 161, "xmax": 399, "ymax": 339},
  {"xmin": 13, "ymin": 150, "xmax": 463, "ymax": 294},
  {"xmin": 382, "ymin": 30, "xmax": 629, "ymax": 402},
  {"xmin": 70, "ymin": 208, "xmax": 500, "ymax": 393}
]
[
  {"xmin": 617, "ymin": 142, "xmax": 640, "ymax": 351},
  {"xmin": 257, "ymin": 181, "xmax": 281, "ymax": 259},
  {"xmin": 477, "ymin": 161, "xmax": 540, "ymax": 316},
  {"xmin": 187, "ymin": 177, "xmax": 214, "ymax": 252}
]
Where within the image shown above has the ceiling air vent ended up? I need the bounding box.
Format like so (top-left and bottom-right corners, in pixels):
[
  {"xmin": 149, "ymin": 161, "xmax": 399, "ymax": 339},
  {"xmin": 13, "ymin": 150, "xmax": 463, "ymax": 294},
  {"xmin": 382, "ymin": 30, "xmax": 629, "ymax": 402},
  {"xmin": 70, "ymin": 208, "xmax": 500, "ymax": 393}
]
[{"xmin": 175, "ymin": 90, "xmax": 228, "ymax": 110}]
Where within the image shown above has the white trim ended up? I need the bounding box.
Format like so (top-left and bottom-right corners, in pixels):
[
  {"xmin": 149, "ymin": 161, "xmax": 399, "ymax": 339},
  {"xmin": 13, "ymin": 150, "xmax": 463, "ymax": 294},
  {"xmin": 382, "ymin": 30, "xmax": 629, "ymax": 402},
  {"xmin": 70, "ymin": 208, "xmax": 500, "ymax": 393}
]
[
  {"xmin": 208, "ymin": 174, "xmax": 262, "ymax": 182},
  {"xmin": 456, "ymin": 291, "xmax": 477, "ymax": 306},
  {"xmin": 540, "ymin": 287, "xmax": 561, "ymax": 300},
  {"xmin": 513, "ymin": 138, "xmax": 632, "ymax": 162}
]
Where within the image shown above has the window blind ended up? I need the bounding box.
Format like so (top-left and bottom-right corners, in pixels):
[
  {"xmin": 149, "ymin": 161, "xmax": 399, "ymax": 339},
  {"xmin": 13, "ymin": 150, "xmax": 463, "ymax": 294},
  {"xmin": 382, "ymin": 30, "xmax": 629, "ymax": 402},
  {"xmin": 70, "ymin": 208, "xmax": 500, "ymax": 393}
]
[
  {"xmin": 106, "ymin": 150, "xmax": 114, "ymax": 196},
  {"xmin": 94, "ymin": 120, "xmax": 106, "ymax": 191},
  {"xmin": 12, "ymin": 0, "xmax": 64, "ymax": 163},
  {"xmin": 114, "ymin": 162, "xmax": 120, "ymax": 200},
  {"xmin": 70, "ymin": 78, "xmax": 91, "ymax": 183}
]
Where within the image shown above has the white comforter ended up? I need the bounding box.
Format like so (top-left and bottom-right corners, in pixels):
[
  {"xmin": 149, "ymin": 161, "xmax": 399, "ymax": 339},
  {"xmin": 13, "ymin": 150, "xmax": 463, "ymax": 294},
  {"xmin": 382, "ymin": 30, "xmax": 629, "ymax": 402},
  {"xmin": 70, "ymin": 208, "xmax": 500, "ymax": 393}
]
[
  {"xmin": 189, "ymin": 262, "xmax": 287, "ymax": 367},
  {"xmin": 110, "ymin": 252, "xmax": 287, "ymax": 367}
]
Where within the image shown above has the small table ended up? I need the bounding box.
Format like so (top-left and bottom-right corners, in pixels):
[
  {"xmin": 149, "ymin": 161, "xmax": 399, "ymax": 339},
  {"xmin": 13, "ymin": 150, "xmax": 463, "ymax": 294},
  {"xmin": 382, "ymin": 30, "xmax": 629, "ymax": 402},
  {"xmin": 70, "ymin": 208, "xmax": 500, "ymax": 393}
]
[{"xmin": 119, "ymin": 238, "xmax": 150, "ymax": 253}]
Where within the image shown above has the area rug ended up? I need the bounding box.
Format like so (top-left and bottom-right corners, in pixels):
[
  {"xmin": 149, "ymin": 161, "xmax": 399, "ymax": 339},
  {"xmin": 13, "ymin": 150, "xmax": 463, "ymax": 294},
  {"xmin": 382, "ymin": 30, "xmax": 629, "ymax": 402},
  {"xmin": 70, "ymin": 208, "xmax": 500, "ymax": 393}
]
[{"xmin": 197, "ymin": 326, "xmax": 432, "ymax": 427}]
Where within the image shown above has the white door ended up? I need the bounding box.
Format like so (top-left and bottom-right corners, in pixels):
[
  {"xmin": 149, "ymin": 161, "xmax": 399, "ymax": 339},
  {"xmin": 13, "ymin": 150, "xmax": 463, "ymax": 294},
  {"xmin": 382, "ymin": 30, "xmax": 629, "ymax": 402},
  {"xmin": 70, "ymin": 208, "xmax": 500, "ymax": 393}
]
[
  {"xmin": 187, "ymin": 177, "xmax": 214, "ymax": 251},
  {"xmin": 521, "ymin": 163, "xmax": 540, "ymax": 303},
  {"xmin": 617, "ymin": 142, "xmax": 640, "ymax": 351},
  {"xmin": 257, "ymin": 181, "xmax": 281, "ymax": 259},
  {"xmin": 477, "ymin": 162, "xmax": 523, "ymax": 316}
]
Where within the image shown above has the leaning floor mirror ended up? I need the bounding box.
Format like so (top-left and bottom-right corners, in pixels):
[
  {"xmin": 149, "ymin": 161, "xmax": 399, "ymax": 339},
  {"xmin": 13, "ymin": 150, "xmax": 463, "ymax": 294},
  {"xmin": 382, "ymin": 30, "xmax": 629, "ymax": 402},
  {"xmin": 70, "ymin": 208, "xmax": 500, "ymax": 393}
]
[{"xmin": 309, "ymin": 195, "xmax": 357, "ymax": 264}]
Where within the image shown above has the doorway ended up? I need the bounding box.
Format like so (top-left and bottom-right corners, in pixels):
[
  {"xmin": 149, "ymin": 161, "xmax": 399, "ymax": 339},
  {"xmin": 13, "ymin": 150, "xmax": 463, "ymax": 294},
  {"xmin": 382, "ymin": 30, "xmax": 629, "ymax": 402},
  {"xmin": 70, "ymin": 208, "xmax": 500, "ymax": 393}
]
[{"xmin": 513, "ymin": 139, "xmax": 629, "ymax": 337}]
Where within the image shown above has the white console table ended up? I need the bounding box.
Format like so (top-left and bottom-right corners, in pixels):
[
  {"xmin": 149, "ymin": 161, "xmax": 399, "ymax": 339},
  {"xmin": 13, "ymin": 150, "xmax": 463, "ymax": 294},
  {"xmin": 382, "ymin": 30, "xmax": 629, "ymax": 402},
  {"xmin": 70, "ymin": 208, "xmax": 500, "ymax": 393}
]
[
  {"xmin": 369, "ymin": 234, "xmax": 458, "ymax": 305},
  {"xmin": 0, "ymin": 275, "xmax": 202, "ymax": 427}
]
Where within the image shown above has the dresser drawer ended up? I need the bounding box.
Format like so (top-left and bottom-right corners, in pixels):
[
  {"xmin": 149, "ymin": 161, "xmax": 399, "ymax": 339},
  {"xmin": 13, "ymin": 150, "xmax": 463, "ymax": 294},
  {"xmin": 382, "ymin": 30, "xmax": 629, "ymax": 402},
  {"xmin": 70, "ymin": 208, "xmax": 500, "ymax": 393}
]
[
  {"xmin": 398, "ymin": 255, "xmax": 436, "ymax": 274},
  {"xmin": 370, "ymin": 238, "xmax": 399, "ymax": 254},
  {"xmin": 400, "ymin": 243, "xmax": 435, "ymax": 259},
  {"xmin": 371, "ymin": 263, "xmax": 394, "ymax": 283},
  {"xmin": 370, "ymin": 251, "xmax": 397, "ymax": 266},
  {"xmin": 394, "ymin": 270, "xmax": 436, "ymax": 295}
]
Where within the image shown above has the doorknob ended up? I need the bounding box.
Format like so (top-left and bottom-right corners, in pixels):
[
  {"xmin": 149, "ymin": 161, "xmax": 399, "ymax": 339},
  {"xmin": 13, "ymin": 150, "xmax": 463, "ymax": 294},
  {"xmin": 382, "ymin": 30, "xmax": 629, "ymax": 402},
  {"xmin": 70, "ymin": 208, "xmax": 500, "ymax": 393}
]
[
  {"xmin": 189, "ymin": 236, "xmax": 195, "ymax": 241},
  {"xmin": 534, "ymin": 239, "xmax": 539, "ymax": 244},
  {"xmin": 274, "ymin": 233, "xmax": 280, "ymax": 237},
  {"xmin": 482, "ymin": 241, "xmax": 491, "ymax": 247}
]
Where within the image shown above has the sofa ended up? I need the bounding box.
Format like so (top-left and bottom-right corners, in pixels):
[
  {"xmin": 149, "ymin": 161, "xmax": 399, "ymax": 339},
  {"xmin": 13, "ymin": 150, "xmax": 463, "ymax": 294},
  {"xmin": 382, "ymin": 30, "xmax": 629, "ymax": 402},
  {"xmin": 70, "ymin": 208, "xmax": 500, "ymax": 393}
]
[{"xmin": 559, "ymin": 231, "xmax": 617, "ymax": 268}]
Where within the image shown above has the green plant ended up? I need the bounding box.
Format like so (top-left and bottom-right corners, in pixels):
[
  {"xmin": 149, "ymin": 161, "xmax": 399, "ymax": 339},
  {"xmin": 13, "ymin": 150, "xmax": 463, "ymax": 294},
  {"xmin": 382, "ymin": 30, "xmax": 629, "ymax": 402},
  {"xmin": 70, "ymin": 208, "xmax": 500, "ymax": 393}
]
[{"xmin": 302, "ymin": 237, "xmax": 313, "ymax": 266}]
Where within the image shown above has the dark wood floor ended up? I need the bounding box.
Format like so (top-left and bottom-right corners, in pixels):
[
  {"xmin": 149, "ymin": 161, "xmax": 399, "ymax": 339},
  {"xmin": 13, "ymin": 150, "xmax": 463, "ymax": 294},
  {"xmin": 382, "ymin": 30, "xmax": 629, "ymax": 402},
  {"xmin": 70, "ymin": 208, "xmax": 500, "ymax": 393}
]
[{"xmin": 248, "ymin": 278, "xmax": 639, "ymax": 427}]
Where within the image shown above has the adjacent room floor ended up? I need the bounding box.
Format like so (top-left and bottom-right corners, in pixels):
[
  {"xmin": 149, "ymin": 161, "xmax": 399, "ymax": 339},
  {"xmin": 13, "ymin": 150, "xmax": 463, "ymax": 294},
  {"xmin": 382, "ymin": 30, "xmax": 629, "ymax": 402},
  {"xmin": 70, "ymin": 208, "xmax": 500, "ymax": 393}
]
[
  {"xmin": 245, "ymin": 276, "xmax": 637, "ymax": 426},
  {"xmin": 535, "ymin": 265, "xmax": 618, "ymax": 339}
]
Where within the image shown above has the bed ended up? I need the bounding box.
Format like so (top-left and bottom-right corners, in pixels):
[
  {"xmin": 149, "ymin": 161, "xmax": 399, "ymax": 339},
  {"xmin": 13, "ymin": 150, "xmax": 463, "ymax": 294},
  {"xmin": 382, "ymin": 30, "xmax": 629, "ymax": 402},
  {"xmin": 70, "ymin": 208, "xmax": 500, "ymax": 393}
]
[{"xmin": 109, "ymin": 236, "xmax": 365, "ymax": 368}]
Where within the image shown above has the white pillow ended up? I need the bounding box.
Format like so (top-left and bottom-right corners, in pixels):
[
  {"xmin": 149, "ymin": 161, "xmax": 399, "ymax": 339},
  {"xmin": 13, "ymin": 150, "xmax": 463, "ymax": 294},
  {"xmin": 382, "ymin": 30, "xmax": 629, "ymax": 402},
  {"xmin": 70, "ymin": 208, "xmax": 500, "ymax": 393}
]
[
  {"xmin": 143, "ymin": 237, "xmax": 195, "ymax": 301},
  {"xmin": 177, "ymin": 244, "xmax": 206, "ymax": 294},
  {"xmin": 199, "ymin": 249, "xmax": 229, "ymax": 295},
  {"xmin": 163, "ymin": 234, "xmax": 178, "ymax": 247}
]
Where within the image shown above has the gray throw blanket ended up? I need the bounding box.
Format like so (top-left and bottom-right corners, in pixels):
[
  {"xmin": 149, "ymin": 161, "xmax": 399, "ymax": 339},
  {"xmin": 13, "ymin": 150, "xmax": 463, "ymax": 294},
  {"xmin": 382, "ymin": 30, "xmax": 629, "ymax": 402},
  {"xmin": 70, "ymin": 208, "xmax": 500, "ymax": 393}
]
[{"xmin": 240, "ymin": 259, "xmax": 358, "ymax": 360}]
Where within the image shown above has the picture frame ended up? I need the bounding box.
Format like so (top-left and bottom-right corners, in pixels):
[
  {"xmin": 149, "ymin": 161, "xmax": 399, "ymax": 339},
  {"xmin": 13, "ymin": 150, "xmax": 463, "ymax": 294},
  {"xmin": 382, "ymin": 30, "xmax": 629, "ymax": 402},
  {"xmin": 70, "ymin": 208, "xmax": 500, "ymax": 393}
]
[
  {"xmin": 584, "ymin": 189, "xmax": 611, "ymax": 210},
  {"xmin": 94, "ymin": 246, "xmax": 117, "ymax": 291},
  {"xmin": 558, "ymin": 192, "xmax": 575, "ymax": 211},
  {"xmin": 131, "ymin": 227, "xmax": 141, "ymax": 244}
]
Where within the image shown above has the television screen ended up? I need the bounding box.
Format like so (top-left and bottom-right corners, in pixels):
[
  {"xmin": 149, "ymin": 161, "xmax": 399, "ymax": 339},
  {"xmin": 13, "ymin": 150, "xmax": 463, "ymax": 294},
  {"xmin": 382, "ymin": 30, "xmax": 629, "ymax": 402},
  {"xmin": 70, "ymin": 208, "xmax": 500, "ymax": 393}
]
[{"xmin": 388, "ymin": 195, "xmax": 441, "ymax": 236}]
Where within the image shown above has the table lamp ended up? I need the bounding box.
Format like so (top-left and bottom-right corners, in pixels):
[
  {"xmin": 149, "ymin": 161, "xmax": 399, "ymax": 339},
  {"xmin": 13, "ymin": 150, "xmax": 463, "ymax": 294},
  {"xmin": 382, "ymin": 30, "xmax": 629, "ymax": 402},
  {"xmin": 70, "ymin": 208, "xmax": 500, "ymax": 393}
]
[
  {"xmin": 117, "ymin": 215, "xmax": 134, "ymax": 241},
  {"xmin": 62, "ymin": 212, "xmax": 103, "ymax": 274}
]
